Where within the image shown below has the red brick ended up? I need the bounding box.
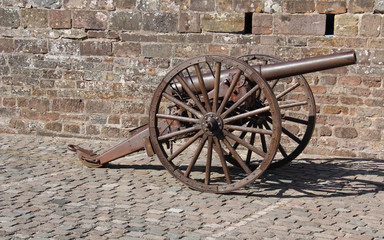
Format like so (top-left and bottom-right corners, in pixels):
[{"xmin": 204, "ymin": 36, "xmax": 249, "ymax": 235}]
[
  {"xmin": 340, "ymin": 96, "xmax": 364, "ymax": 106},
  {"xmin": 21, "ymin": 8, "xmax": 48, "ymax": 28},
  {"xmin": 274, "ymin": 14, "xmax": 326, "ymax": 35},
  {"xmin": 339, "ymin": 75, "xmax": 361, "ymax": 86},
  {"xmin": 349, "ymin": 87, "xmax": 371, "ymax": 97},
  {"xmin": 363, "ymin": 76, "xmax": 381, "ymax": 87},
  {"xmin": 73, "ymin": 10, "xmax": 108, "ymax": 30},
  {"xmin": 113, "ymin": 42, "xmax": 141, "ymax": 57},
  {"xmin": 335, "ymin": 127, "xmax": 358, "ymax": 138},
  {"xmin": 360, "ymin": 14, "xmax": 381, "ymax": 37},
  {"xmin": 80, "ymin": 41, "xmax": 112, "ymax": 56},
  {"xmin": 252, "ymin": 14, "xmax": 273, "ymax": 35},
  {"xmin": 49, "ymin": 10, "xmax": 71, "ymax": 29},
  {"xmin": 323, "ymin": 105, "xmax": 348, "ymax": 115},
  {"xmin": 0, "ymin": 39, "xmax": 14, "ymax": 53}
]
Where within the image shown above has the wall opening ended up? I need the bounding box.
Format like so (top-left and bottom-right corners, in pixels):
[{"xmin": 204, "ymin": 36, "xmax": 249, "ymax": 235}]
[
  {"xmin": 244, "ymin": 12, "xmax": 253, "ymax": 34},
  {"xmin": 325, "ymin": 14, "xmax": 335, "ymax": 37}
]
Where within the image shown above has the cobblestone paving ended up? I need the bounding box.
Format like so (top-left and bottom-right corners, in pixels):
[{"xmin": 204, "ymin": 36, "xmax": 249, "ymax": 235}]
[{"xmin": 0, "ymin": 133, "xmax": 383, "ymax": 239}]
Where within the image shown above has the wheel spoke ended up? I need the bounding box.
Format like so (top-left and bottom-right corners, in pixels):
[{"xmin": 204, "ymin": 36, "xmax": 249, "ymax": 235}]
[
  {"xmin": 282, "ymin": 116, "xmax": 309, "ymax": 125},
  {"xmin": 169, "ymin": 130, "xmax": 204, "ymax": 162},
  {"xmin": 224, "ymin": 130, "xmax": 266, "ymax": 158},
  {"xmin": 246, "ymin": 125, "xmax": 257, "ymax": 165},
  {"xmin": 224, "ymin": 105, "xmax": 271, "ymax": 124},
  {"xmin": 221, "ymin": 85, "xmax": 260, "ymax": 119},
  {"xmin": 259, "ymin": 124, "xmax": 268, "ymax": 153},
  {"xmin": 279, "ymin": 101, "xmax": 308, "ymax": 110},
  {"xmin": 232, "ymin": 121, "xmax": 254, "ymax": 151},
  {"xmin": 222, "ymin": 138, "xmax": 252, "ymax": 174},
  {"xmin": 156, "ymin": 113, "xmax": 199, "ymax": 124},
  {"xmin": 194, "ymin": 64, "xmax": 212, "ymax": 112},
  {"xmin": 205, "ymin": 136, "xmax": 213, "ymax": 185},
  {"xmin": 158, "ymin": 125, "xmax": 201, "ymax": 141},
  {"xmin": 212, "ymin": 62, "xmax": 221, "ymax": 112},
  {"xmin": 282, "ymin": 127, "xmax": 302, "ymax": 144},
  {"xmin": 184, "ymin": 134, "xmax": 207, "ymax": 177},
  {"xmin": 175, "ymin": 74, "xmax": 207, "ymax": 114},
  {"xmin": 217, "ymin": 69, "xmax": 242, "ymax": 115},
  {"xmin": 213, "ymin": 137, "xmax": 232, "ymax": 184},
  {"xmin": 162, "ymin": 92, "xmax": 202, "ymax": 118},
  {"xmin": 224, "ymin": 124, "xmax": 273, "ymax": 135},
  {"xmin": 275, "ymin": 81, "xmax": 301, "ymax": 100}
]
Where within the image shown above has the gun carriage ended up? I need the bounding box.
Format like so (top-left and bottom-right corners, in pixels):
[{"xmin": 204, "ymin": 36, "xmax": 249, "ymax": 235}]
[{"xmin": 68, "ymin": 51, "xmax": 356, "ymax": 193}]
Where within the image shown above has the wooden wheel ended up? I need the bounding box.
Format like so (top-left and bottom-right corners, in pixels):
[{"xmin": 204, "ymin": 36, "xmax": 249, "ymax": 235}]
[
  {"xmin": 149, "ymin": 55, "xmax": 281, "ymax": 193},
  {"xmin": 239, "ymin": 54, "xmax": 316, "ymax": 169}
]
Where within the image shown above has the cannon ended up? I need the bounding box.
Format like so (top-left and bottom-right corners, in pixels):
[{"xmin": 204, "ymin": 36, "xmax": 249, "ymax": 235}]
[{"xmin": 68, "ymin": 51, "xmax": 356, "ymax": 193}]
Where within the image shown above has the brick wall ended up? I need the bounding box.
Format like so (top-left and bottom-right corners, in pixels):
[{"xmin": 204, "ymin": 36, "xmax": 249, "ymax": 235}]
[{"xmin": 0, "ymin": 0, "xmax": 383, "ymax": 159}]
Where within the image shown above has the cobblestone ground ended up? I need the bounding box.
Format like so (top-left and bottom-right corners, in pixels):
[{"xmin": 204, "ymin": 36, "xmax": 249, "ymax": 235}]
[{"xmin": 0, "ymin": 133, "xmax": 383, "ymax": 240}]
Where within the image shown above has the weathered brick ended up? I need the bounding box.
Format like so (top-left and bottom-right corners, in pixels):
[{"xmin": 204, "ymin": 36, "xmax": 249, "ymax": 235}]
[
  {"xmin": 334, "ymin": 14, "xmax": 359, "ymax": 36},
  {"xmin": 9, "ymin": 119, "xmax": 25, "ymax": 129},
  {"xmin": 49, "ymin": 10, "xmax": 71, "ymax": 29},
  {"xmin": 360, "ymin": 14, "xmax": 381, "ymax": 37},
  {"xmin": 323, "ymin": 105, "xmax": 348, "ymax": 115},
  {"xmin": 63, "ymin": 0, "xmax": 87, "ymax": 9},
  {"xmin": 109, "ymin": 12, "xmax": 141, "ymax": 31},
  {"xmin": 217, "ymin": 0, "xmax": 232, "ymax": 12},
  {"xmin": 190, "ymin": 0, "xmax": 215, "ymax": 11},
  {"xmin": 348, "ymin": 0, "xmax": 374, "ymax": 13},
  {"xmin": 102, "ymin": 126, "xmax": 120, "ymax": 137},
  {"xmin": 85, "ymin": 100, "xmax": 112, "ymax": 113},
  {"xmin": 142, "ymin": 13, "xmax": 178, "ymax": 33},
  {"xmin": 121, "ymin": 33, "xmax": 157, "ymax": 42},
  {"xmin": 340, "ymin": 96, "xmax": 363, "ymax": 106},
  {"xmin": 30, "ymin": 0, "xmax": 62, "ymax": 9},
  {"xmin": 64, "ymin": 124, "xmax": 80, "ymax": 133},
  {"xmin": 252, "ymin": 14, "xmax": 273, "ymax": 35},
  {"xmin": 87, "ymin": 30, "xmax": 119, "ymax": 39},
  {"xmin": 285, "ymin": 0, "xmax": 315, "ymax": 13},
  {"xmin": 179, "ymin": 13, "xmax": 200, "ymax": 33},
  {"xmin": 375, "ymin": 0, "xmax": 384, "ymax": 13},
  {"xmin": 49, "ymin": 39, "xmax": 80, "ymax": 55},
  {"xmin": 86, "ymin": 125, "xmax": 100, "ymax": 135},
  {"xmin": 360, "ymin": 129, "xmax": 381, "ymax": 141},
  {"xmin": 308, "ymin": 37, "xmax": 345, "ymax": 47},
  {"xmin": 363, "ymin": 76, "xmax": 381, "ymax": 87},
  {"xmin": 15, "ymin": 40, "xmax": 48, "ymax": 54},
  {"xmin": 335, "ymin": 127, "xmax": 358, "ymax": 138},
  {"xmin": 21, "ymin": 8, "xmax": 48, "ymax": 28},
  {"xmin": 137, "ymin": 0, "xmax": 158, "ymax": 11},
  {"xmin": 208, "ymin": 44, "xmax": 229, "ymax": 55},
  {"xmin": 3, "ymin": 98, "xmax": 16, "ymax": 107},
  {"xmin": 115, "ymin": 0, "xmax": 136, "ymax": 9},
  {"xmin": 73, "ymin": 10, "xmax": 108, "ymax": 30},
  {"xmin": 201, "ymin": 13, "xmax": 245, "ymax": 33},
  {"xmin": 339, "ymin": 75, "xmax": 361, "ymax": 86},
  {"xmin": 52, "ymin": 99, "xmax": 84, "ymax": 113},
  {"xmin": 234, "ymin": 0, "xmax": 262, "ymax": 12},
  {"xmin": 113, "ymin": 42, "xmax": 141, "ymax": 57},
  {"xmin": 263, "ymin": 0, "xmax": 283, "ymax": 13},
  {"xmin": 88, "ymin": 0, "xmax": 114, "ymax": 10},
  {"xmin": 0, "ymin": 8, "xmax": 20, "ymax": 27},
  {"xmin": 80, "ymin": 41, "xmax": 112, "ymax": 56},
  {"xmin": 3, "ymin": 0, "xmax": 26, "ymax": 7},
  {"xmin": 142, "ymin": 44, "xmax": 173, "ymax": 58},
  {"xmin": 274, "ymin": 14, "xmax": 326, "ymax": 35},
  {"xmin": 316, "ymin": 0, "xmax": 347, "ymax": 14},
  {"xmin": 349, "ymin": 87, "xmax": 371, "ymax": 97},
  {"xmin": 45, "ymin": 122, "xmax": 62, "ymax": 132},
  {"xmin": 0, "ymin": 39, "xmax": 14, "ymax": 53}
]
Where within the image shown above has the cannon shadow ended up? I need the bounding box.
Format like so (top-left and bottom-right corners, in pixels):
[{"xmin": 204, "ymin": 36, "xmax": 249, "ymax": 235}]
[{"xmin": 104, "ymin": 156, "xmax": 384, "ymax": 198}]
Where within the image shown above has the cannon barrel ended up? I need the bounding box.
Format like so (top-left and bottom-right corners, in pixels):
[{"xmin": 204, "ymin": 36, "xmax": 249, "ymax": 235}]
[{"xmin": 172, "ymin": 51, "xmax": 356, "ymax": 93}]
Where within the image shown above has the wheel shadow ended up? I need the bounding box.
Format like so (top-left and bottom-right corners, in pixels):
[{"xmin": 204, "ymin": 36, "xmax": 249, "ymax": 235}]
[
  {"xmin": 103, "ymin": 156, "xmax": 384, "ymax": 198},
  {"xmin": 242, "ymin": 157, "xmax": 384, "ymax": 198}
]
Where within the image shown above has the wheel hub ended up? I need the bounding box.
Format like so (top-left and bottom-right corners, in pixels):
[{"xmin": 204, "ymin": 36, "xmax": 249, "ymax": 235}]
[{"xmin": 201, "ymin": 112, "xmax": 223, "ymax": 136}]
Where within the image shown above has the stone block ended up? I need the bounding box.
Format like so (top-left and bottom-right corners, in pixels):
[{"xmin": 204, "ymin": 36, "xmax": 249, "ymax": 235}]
[
  {"xmin": 335, "ymin": 127, "xmax": 358, "ymax": 138},
  {"xmin": 142, "ymin": 44, "xmax": 173, "ymax": 58},
  {"xmin": 88, "ymin": 0, "xmax": 115, "ymax": 10},
  {"xmin": 263, "ymin": 0, "xmax": 283, "ymax": 13},
  {"xmin": 285, "ymin": 0, "xmax": 315, "ymax": 13},
  {"xmin": 217, "ymin": 0, "xmax": 232, "ymax": 12},
  {"xmin": 86, "ymin": 125, "xmax": 100, "ymax": 135},
  {"xmin": 52, "ymin": 99, "xmax": 84, "ymax": 113},
  {"xmin": 339, "ymin": 75, "xmax": 362, "ymax": 86},
  {"xmin": 64, "ymin": 124, "xmax": 80, "ymax": 134},
  {"xmin": 49, "ymin": 10, "xmax": 71, "ymax": 29},
  {"xmin": 73, "ymin": 10, "xmax": 108, "ymax": 30},
  {"xmin": 63, "ymin": 0, "xmax": 87, "ymax": 9},
  {"xmin": 190, "ymin": 0, "xmax": 215, "ymax": 11},
  {"xmin": 3, "ymin": 0, "xmax": 26, "ymax": 7},
  {"xmin": 80, "ymin": 41, "xmax": 112, "ymax": 56},
  {"xmin": 323, "ymin": 106, "xmax": 348, "ymax": 114},
  {"xmin": 15, "ymin": 39, "xmax": 48, "ymax": 54},
  {"xmin": 85, "ymin": 100, "xmax": 112, "ymax": 113},
  {"xmin": 115, "ymin": 0, "xmax": 136, "ymax": 9},
  {"xmin": 234, "ymin": 0, "xmax": 262, "ymax": 12},
  {"xmin": 0, "ymin": 8, "xmax": 20, "ymax": 28},
  {"xmin": 109, "ymin": 12, "xmax": 141, "ymax": 31},
  {"xmin": 334, "ymin": 14, "xmax": 359, "ymax": 36},
  {"xmin": 274, "ymin": 14, "xmax": 326, "ymax": 35},
  {"xmin": 179, "ymin": 13, "xmax": 200, "ymax": 33},
  {"xmin": 201, "ymin": 13, "xmax": 245, "ymax": 33},
  {"xmin": 375, "ymin": 0, "xmax": 384, "ymax": 13},
  {"xmin": 0, "ymin": 39, "xmax": 14, "ymax": 53},
  {"xmin": 49, "ymin": 39, "xmax": 80, "ymax": 55},
  {"xmin": 360, "ymin": 14, "xmax": 381, "ymax": 37},
  {"xmin": 113, "ymin": 42, "xmax": 141, "ymax": 57},
  {"xmin": 142, "ymin": 12, "xmax": 178, "ymax": 33},
  {"xmin": 21, "ymin": 8, "xmax": 48, "ymax": 28},
  {"xmin": 252, "ymin": 14, "xmax": 273, "ymax": 35},
  {"xmin": 45, "ymin": 122, "xmax": 62, "ymax": 132},
  {"xmin": 316, "ymin": 0, "xmax": 346, "ymax": 14},
  {"xmin": 348, "ymin": 0, "xmax": 374, "ymax": 13},
  {"xmin": 137, "ymin": 0, "xmax": 158, "ymax": 11},
  {"xmin": 30, "ymin": 0, "xmax": 62, "ymax": 9}
]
